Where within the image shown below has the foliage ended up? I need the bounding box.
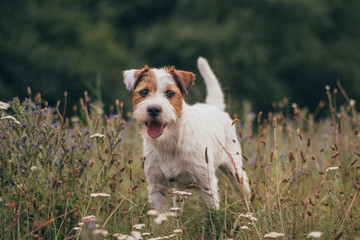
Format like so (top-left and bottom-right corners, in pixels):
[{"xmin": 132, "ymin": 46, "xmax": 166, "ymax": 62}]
[
  {"xmin": 1, "ymin": 0, "xmax": 360, "ymax": 113},
  {"xmin": 0, "ymin": 86, "xmax": 360, "ymax": 239}
]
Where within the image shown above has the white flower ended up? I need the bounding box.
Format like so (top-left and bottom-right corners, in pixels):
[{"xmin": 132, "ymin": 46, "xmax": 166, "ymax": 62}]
[
  {"xmin": 142, "ymin": 233, "xmax": 151, "ymax": 236},
  {"xmin": 90, "ymin": 193, "xmax": 111, "ymax": 198},
  {"xmin": 173, "ymin": 191, "xmax": 192, "ymax": 196},
  {"xmin": 307, "ymin": 231, "xmax": 323, "ymax": 238},
  {"xmin": 31, "ymin": 166, "xmax": 37, "ymax": 171},
  {"xmin": 240, "ymin": 226, "xmax": 249, "ymax": 230},
  {"xmin": 93, "ymin": 229, "xmax": 108, "ymax": 237},
  {"xmin": 169, "ymin": 207, "xmax": 181, "ymax": 212},
  {"xmin": 325, "ymin": 85, "xmax": 330, "ymax": 90},
  {"xmin": 292, "ymin": 103, "xmax": 298, "ymax": 108},
  {"xmin": 326, "ymin": 166, "xmax": 339, "ymax": 172},
  {"xmin": 133, "ymin": 224, "xmax": 146, "ymax": 230},
  {"xmin": 239, "ymin": 213, "xmax": 258, "ymax": 221},
  {"xmin": 82, "ymin": 215, "xmax": 96, "ymax": 222},
  {"xmin": 0, "ymin": 101, "xmax": 10, "ymax": 110},
  {"xmin": 173, "ymin": 229, "xmax": 183, "ymax": 234},
  {"xmin": 90, "ymin": 133, "xmax": 105, "ymax": 139},
  {"xmin": 1, "ymin": 116, "xmax": 20, "ymax": 125},
  {"xmin": 114, "ymin": 233, "xmax": 136, "ymax": 240},
  {"xmin": 132, "ymin": 231, "xmax": 143, "ymax": 240},
  {"xmin": 350, "ymin": 99, "xmax": 356, "ymax": 106},
  {"xmin": 147, "ymin": 210, "xmax": 158, "ymax": 216},
  {"xmin": 264, "ymin": 232, "xmax": 285, "ymax": 238},
  {"xmin": 73, "ymin": 227, "xmax": 82, "ymax": 231},
  {"xmin": 154, "ymin": 213, "xmax": 168, "ymax": 225}
]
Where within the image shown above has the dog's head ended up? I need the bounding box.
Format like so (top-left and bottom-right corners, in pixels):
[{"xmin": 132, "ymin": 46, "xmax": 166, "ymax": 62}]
[{"xmin": 123, "ymin": 66, "xmax": 195, "ymax": 139}]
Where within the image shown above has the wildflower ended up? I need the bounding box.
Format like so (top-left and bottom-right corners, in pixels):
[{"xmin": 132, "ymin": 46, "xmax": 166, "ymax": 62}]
[
  {"xmin": 169, "ymin": 207, "xmax": 181, "ymax": 212},
  {"xmin": 173, "ymin": 229, "xmax": 183, "ymax": 234},
  {"xmin": 131, "ymin": 231, "xmax": 142, "ymax": 239},
  {"xmin": 264, "ymin": 232, "xmax": 285, "ymax": 238},
  {"xmin": 93, "ymin": 229, "xmax": 108, "ymax": 237},
  {"xmin": 326, "ymin": 166, "xmax": 339, "ymax": 172},
  {"xmin": 1, "ymin": 116, "xmax": 20, "ymax": 125},
  {"xmin": 114, "ymin": 233, "xmax": 136, "ymax": 240},
  {"xmin": 292, "ymin": 103, "xmax": 298, "ymax": 108},
  {"xmin": 239, "ymin": 213, "xmax": 258, "ymax": 221},
  {"xmin": 133, "ymin": 224, "xmax": 146, "ymax": 230},
  {"xmin": 142, "ymin": 233, "xmax": 151, "ymax": 236},
  {"xmin": 90, "ymin": 133, "xmax": 105, "ymax": 139},
  {"xmin": 154, "ymin": 213, "xmax": 168, "ymax": 224},
  {"xmin": 0, "ymin": 101, "xmax": 10, "ymax": 110},
  {"xmin": 147, "ymin": 210, "xmax": 158, "ymax": 216},
  {"xmin": 90, "ymin": 193, "xmax": 111, "ymax": 198},
  {"xmin": 350, "ymin": 99, "xmax": 356, "ymax": 106},
  {"xmin": 240, "ymin": 226, "xmax": 249, "ymax": 230},
  {"xmin": 82, "ymin": 215, "xmax": 96, "ymax": 222},
  {"xmin": 325, "ymin": 85, "xmax": 330, "ymax": 90},
  {"xmin": 173, "ymin": 191, "xmax": 192, "ymax": 196},
  {"xmin": 307, "ymin": 231, "xmax": 323, "ymax": 238},
  {"xmin": 31, "ymin": 166, "xmax": 37, "ymax": 171},
  {"xmin": 73, "ymin": 227, "xmax": 82, "ymax": 231}
]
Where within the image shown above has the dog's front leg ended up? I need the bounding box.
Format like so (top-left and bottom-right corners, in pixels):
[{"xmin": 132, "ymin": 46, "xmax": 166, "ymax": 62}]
[
  {"xmin": 148, "ymin": 183, "xmax": 169, "ymax": 212},
  {"xmin": 198, "ymin": 173, "xmax": 220, "ymax": 210}
]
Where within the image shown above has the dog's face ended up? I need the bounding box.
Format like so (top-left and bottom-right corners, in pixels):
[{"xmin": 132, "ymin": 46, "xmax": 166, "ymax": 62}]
[{"xmin": 123, "ymin": 66, "xmax": 195, "ymax": 139}]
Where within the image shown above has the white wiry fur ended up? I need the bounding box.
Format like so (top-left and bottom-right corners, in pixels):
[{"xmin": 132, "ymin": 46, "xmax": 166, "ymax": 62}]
[{"xmin": 123, "ymin": 57, "xmax": 250, "ymax": 212}]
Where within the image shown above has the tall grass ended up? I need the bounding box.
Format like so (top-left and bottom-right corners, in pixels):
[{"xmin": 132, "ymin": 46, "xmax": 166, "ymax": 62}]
[{"xmin": 0, "ymin": 87, "xmax": 359, "ymax": 239}]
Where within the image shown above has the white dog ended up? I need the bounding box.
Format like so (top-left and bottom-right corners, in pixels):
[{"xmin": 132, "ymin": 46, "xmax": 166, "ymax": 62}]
[{"xmin": 123, "ymin": 57, "xmax": 250, "ymax": 212}]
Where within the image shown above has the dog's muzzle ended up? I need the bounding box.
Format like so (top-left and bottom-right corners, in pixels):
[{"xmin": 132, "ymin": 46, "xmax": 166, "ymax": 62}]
[{"xmin": 146, "ymin": 106, "xmax": 166, "ymax": 138}]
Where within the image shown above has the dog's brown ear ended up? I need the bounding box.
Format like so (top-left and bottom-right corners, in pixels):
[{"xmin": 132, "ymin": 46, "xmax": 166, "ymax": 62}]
[
  {"xmin": 123, "ymin": 66, "xmax": 150, "ymax": 93},
  {"xmin": 170, "ymin": 69, "xmax": 196, "ymax": 95}
]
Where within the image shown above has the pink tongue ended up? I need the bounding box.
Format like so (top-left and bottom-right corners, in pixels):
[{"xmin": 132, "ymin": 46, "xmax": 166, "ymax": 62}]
[{"xmin": 147, "ymin": 121, "xmax": 164, "ymax": 138}]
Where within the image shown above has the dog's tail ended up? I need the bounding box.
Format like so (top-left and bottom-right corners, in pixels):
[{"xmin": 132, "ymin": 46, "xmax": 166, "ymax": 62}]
[{"xmin": 197, "ymin": 57, "xmax": 226, "ymax": 111}]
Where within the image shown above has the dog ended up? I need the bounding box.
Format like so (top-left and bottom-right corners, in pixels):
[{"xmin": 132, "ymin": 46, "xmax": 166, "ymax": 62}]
[{"xmin": 123, "ymin": 57, "xmax": 250, "ymax": 212}]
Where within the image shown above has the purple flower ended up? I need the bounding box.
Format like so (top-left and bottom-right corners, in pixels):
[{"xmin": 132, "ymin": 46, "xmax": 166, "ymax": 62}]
[
  {"xmin": 110, "ymin": 142, "xmax": 114, "ymax": 147},
  {"xmin": 23, "ymin": 136, "xmax": 28, "ymax": 142},
  {"xmin": 8, "ymin": 101, "xmax": 13, "ymax": 105},
  {"xmin": 120, "ymin": 138, "xmax": 123, "ymax": 142},
  {"xmin": 67, "ymin": 148, "xmax": 71, "ymax": 152},
  {"xmin": 23, "ymin": 124, "xmax": 29, "ymax": 128},
  {"xmin": 26, "ymin": 98, "xmax": 31, "ymax": 103},
  {"xmin": 86, "ymin": 144, "xmax": 91, "ymax": 149},
  {"xmin": 84, "ymin": 160, "xmax": 89, "ymax": 167},
  {"xmin": 71, "ymin": 144, "xmax": 75, "ymax": 150},
  {"xmin": 60, "ymin": 162, "xmax": 65, "ymax": 168},
  {"xmin": 54, "ymin": 161, "xmax": 58, "ymax": 165},
  {"xmin": 20, "ymin": 143, "xmax": 25, "ymax": 148},
  {"xmin": 33, "ymin": 110, "xmax": 39, "ymax": 115},
  {"xmin": 86, "ymin": 129, "xmax": 91, "ymax": 134}
]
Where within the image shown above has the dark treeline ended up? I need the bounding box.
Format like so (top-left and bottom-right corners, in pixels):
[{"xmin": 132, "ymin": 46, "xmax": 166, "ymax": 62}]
[{"xmin": 1, "ymin": 0, "xmax": 359, "ymax": 115}]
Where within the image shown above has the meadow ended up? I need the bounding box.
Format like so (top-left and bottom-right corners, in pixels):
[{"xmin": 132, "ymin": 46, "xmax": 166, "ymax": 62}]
[{"xmin": 0, "ymin": 86, "xmax": 359, "ymax": 240}]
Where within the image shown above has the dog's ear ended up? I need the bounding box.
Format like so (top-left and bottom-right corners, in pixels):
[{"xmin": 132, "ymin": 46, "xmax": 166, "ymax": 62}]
[
  {"xmin": 123, "ymin": 66, "xmax": 150, "ymax": 93},
  {"xmin": 170, "ymin": 70, "xmax": 196, "ymax": 95}
]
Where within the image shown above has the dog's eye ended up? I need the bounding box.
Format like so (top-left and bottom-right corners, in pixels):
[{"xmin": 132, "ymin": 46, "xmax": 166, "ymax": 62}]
[
  {"xmin": 139, "ymin": 89, "xmax": 148, "ymax": 97},
  {"xmin": 165, "ymin": 90, "xmax": 175, "ymax": 98}
]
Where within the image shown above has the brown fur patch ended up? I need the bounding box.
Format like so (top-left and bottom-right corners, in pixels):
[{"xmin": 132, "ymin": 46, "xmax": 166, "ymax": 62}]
[
  {"xmin": 132, "ymin": 70, "xmax": 157, "ymax": 107},
  {"xmin": 164, "ymin": 67, "xmax": 195, "ymax": 95},
  {"xmin": 165, "ymin": 84, "xmax": 184, "ymax": 118}
]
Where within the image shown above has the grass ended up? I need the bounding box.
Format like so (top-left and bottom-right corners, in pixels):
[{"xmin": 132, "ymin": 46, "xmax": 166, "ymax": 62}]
[{"xmin": 0, "ymin": 87, "xmax": 359, "ymax": 239}]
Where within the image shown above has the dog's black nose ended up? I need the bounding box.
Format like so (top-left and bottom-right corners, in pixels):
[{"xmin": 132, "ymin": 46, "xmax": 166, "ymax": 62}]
[{"xmin": 148, "ymin": 106, "xmax": 161, "ymax": 118}]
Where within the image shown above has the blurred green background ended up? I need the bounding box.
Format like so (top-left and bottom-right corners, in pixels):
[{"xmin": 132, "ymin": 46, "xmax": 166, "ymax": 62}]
[{"xmin": 1, "ymin": 0, "xmax": 360, "ymax": 114}]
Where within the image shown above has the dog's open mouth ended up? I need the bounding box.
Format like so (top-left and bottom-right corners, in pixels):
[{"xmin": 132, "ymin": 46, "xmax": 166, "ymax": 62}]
[{"xmin": 145, "ymin": 121, "xmax": 166, "ymax": 138}]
